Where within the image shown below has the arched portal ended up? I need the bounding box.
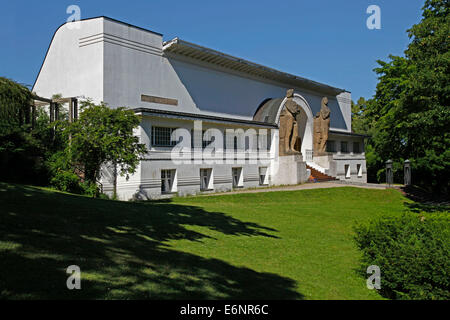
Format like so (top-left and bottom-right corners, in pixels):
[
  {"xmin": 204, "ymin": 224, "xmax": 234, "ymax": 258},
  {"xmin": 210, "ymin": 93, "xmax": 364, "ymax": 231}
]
[{"xmin": 275, "ymin": 93, "xmax": 314, "ymax": 158}]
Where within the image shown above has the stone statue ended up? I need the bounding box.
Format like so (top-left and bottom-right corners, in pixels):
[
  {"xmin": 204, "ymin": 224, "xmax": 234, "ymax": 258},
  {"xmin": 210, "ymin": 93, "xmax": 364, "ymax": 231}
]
[
  {"xmin": 313, "ymin": 97, "xmax": 331, "ymax": 153},
  {"xmin": 279, "ymin": 89, "xmax": 302, "ymax": 156}
]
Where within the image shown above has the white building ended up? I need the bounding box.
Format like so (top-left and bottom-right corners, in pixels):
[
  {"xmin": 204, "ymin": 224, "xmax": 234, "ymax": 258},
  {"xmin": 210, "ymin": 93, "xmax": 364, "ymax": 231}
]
[{"xmin": 33, "ymin": 16, "xmax": 367, "ymax": 200}]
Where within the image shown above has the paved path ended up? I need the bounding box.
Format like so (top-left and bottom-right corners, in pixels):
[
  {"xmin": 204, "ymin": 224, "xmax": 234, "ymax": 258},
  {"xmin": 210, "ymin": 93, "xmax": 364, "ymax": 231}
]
[{"xmin": 201, "ymin": 181, "xmax": 387, "ymax": 197}]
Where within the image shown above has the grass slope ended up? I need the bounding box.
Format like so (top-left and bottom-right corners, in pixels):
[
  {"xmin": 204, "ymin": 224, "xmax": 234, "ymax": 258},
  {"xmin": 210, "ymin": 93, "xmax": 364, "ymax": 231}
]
[{"xmin": 0, "ymin": 183, "xmax": 408, "ymax": 299}]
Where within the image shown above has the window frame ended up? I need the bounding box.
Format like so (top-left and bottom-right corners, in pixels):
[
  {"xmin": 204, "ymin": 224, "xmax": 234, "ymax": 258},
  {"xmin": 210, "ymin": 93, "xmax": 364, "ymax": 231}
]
[
  {"xmin": 341, "ymin": 141, "xmax": 349, "ymax": 153},
  {"xmin": 152, "ymin": 126, "xmax": 178, "ymax": 147}
]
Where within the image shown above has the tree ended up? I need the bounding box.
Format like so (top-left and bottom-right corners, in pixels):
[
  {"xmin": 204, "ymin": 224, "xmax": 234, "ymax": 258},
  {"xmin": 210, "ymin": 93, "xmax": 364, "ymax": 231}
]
[
  {"xmin": 0, "ymin": 77, "xmax": 51, "ymax": 184},
  {"xmin": 351, "ymin": 97, "xmax": 370, "ymax": 135},
  {"xmin": 362, "ymin": 0, "xmax": 449, "ymax": 194},
  {"xmin": 65, "ymin": 101, "xmax": 147, "ymax": 197},
  {"xmin": 0, "ymin": 77, "xmax": 32, "ymax": 132}
]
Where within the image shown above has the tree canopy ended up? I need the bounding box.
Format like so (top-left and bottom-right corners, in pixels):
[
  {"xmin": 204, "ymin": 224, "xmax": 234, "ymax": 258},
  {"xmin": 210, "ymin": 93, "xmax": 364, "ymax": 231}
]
[
  {"xmin": 352, "ymin": 0, "xmax": 449, "ymax": 193},
  {"xmin": 64, "ymin": 101, "xmax": 147, "ymax": 196}
]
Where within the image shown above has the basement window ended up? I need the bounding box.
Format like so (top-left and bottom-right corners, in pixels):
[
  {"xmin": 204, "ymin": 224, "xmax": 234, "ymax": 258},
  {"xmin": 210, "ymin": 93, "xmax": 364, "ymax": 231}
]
[
  {"xmin": 232, "ymin": 167, "xmax": 243, "ymax": 188},
  {"xmin": 259, "ymin": 167, "xmax": 268, "ymax": 186},
  {"xmin": 357, "ymin": 164, "xmax": 363, "ymax": 177},
  {"xmin": 161, "ymin": 169, "xmax": 176, "ymax": 194},
  {"xmin": 200, "ymin": 168, "xmax": 213, "ymax": 191},
  {"xmin": 345, "ymin": 164, "xmax": 351, "ymax": 179}
]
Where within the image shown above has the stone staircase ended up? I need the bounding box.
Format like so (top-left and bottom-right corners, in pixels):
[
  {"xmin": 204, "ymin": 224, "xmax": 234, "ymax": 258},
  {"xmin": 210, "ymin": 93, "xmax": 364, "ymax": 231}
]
[{"xmin": 306, "ymin": 165, "xmax": 337, "ymax": 182}]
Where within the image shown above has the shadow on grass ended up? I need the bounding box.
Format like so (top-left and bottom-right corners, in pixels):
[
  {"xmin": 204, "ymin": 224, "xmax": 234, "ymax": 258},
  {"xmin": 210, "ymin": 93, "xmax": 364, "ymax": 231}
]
[
  {"xmin": 0, "ymin": 183, "xmax": 302, "ymax": 300},
  {"xmin": 402, "ymin": 185, "xmax": 450, "ymax": 213}
]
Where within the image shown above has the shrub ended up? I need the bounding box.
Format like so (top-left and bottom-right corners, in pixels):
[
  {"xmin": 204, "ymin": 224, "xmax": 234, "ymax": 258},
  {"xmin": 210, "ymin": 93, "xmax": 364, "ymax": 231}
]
[
  {"xmin": 79, "ymin": 181, "xmax": 100, "ymax": 198},
  {"xmin": 49, "ymin": 169, "xmax": 82, "ymax": 194},
  {"xmin": 354, "ymin": 211, "xmax": 450, "ymax": 300},
  {"xmin": 46, "ymin": 151, "xmax": 82, "ymax": 194}
]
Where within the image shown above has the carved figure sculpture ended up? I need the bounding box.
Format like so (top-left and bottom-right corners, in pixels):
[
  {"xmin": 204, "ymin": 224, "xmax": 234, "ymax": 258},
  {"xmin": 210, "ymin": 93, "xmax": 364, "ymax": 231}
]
[
  {"xmin": 279, "ymin": 89, "xmax": 302, "ymax": 156},
  {"xmin": 313, "ymin": 97, "xmax": 331, "ymax": 153}
]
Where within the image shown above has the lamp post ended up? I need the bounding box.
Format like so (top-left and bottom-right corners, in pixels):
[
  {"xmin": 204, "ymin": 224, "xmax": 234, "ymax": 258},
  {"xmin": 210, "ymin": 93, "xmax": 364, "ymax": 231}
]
[
  {"xmin": 404, "ymin": 159, "xmax": 411, "ymax": 186},
  {"xmin": 386, "ymin": 160, "xmax": 393, "ymax": 187}
]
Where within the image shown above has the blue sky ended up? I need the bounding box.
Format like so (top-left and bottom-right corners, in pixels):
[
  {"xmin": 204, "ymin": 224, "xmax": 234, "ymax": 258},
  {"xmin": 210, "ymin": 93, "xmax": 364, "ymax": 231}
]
[{"xmin": 1, "ymin": 0, "xmax": 424, "ymax": 101}]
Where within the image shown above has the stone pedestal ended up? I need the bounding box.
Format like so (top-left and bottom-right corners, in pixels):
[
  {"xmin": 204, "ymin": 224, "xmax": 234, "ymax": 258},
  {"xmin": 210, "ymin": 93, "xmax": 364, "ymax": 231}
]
[{"xmin": 272, "ymin": 154, "xmax": 308, "ymax": 185}]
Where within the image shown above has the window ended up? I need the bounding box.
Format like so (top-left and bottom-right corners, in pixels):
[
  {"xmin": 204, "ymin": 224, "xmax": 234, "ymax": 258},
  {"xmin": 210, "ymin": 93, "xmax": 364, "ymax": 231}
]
[
  {"xmin": 161, "ymin": 169, "xmax": 175, "ymax": 194},
  {"xmin": 200, "ymin": 169, "xmax": 212, "ymax": 191},
  {"xmin": 357, "ymin": 164, "xmax": 363, "ymax": 177},
  {"xmin": 232, "ymin": 167, "xmax": 243, "ymax": 188},
  {"xmin": 267, "ymin": 132, "xmax": 271, "ymax": 150},
  {"xmin": 326, "ymin": 140, "xmax": 336, "ymax": 153},
  {"xmin": 353, "ymin": 142, "xmax": 360, "ymax": 154},
  {"xmin": 257, "ymin": 132, "xmax": 271, "ymax": 151},
  {"xmin": 202, "ymin": 132, "xmax": 213, "ymax": 149},
  {"xmin": 259, "ymin": 167, "xmax": 268, "ymax": 185},
  {"xmin": 152, "ymin": 127, "xmax": 177, "ymax": 147},
  {"xmin": 345, "ymin": 164, "xmax": 351, "ymax": 179},
  {"xmin": 341, "ymin": 141, "xmax": 349, "ymax": 153}
]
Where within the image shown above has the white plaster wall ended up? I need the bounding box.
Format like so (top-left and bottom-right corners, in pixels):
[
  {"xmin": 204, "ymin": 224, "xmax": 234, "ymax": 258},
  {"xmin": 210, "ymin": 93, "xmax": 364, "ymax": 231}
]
[
  {"xmin": 123, "ymin": 115, "xmax": 276, "ymax": 199},
  {"xmin": 33, "ymin": 19, "xmax": 104, "ymax": 103},
  {"xmin": 327, "ymin": 135, "xmax": 367, "ymax": 183},
  {"xmin": 102, "ymin": 19, "xmax": 203, "ymax": 113},
  {"xmin": 332, "ymin": 158, "xmax": 367, "ymax": 183},
  {"xmin": 166, "ymin": 57, "xmax": 350, "ymax": 130},
  {"xmin": 271, "ymin": 155, "xmax": 308, "ymax": 186}
]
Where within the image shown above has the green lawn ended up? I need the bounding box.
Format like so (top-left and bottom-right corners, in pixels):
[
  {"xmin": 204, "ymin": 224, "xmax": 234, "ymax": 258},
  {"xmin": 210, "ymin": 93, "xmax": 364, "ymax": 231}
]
[{"xmin": 0, "ymin": 182, "xmax": 409, "ymax": 299}]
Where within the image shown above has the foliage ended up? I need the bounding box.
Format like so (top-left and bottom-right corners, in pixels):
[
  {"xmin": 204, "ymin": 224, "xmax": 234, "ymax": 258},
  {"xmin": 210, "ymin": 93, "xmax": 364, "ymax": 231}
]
[
  {"xmin": 46, "ymin": 151, "xmax": 81, "ymax": 194},
  {"xmin": 0, "ymin": 78, "xmax": 146, "ymax": 196},
  {"xmin": 63, "ymin": 100, "xmax": 147, "ymax": 195},
  {"xmin": 0, "ymin": 77, "xmax": 32, "ymax": 133},
  {"xmin": 354, "ymin": 0, "xmax": 450, "ymax": 193},
  {"xmin": 351, "ymin": 97, "xmax": 370, "ymax": 135},
  {"xmin": 354, "ymin": 211, "xmax": 450, "ymax": 300},
  {"xmin": 0, "ymin": 77, "xmax": 52, "ymax": 185}
]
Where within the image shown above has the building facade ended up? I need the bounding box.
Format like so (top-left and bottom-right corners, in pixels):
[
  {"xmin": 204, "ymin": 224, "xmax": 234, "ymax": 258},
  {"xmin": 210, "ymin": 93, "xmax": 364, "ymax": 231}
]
[{"xmin": 33, "ymin": 17, "xmax": 367, "ymax": 200}]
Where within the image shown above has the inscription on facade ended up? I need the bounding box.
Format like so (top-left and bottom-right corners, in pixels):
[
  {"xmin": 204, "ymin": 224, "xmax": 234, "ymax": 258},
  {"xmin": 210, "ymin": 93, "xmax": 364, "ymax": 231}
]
[{"xmin": 141, "ymin": 94, "xmax": 178, "ymax": 106}]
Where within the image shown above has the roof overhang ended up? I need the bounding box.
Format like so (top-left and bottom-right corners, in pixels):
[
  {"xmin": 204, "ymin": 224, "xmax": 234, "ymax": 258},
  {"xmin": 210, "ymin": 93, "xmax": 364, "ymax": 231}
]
[
  {"xmin": 134, "ymin": 107, "xmax": 278, "ymax": 128},
  {"xmin": 329, "ymin": 130, "xmax": 370, "ymax": 138},
  {"xmin": 163, "ymin": 38, "xmax": 346, "ymax": 96}
]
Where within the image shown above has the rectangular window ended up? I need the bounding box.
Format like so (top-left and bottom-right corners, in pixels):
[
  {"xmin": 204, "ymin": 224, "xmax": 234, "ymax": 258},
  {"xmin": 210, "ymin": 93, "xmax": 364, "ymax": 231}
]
[
  {"xmin": 341, "ymin": 141, "xmax": 348, "ymax": 153},
  {"xmin": 232, "ymin": 167, "xmax": 243, "ymax": 188},
  {"xmin": 259, "ymin": 167, "xmax": 268, "ymax": 186},
  {"xmin": 152, "ymin": 127, "xmax": 177, "ymax": 147},
  {"xmin": 202, "ymin": 131, "xmax": 212, "ymax": 149},
  {"xmin": 326, "ymin": 140, "xmax": 336, "ymax": 153},
  {"xmin": 267, "ymin": 132, "xmax": 271, "ymax": 151},
  {"xmin": 257, "ymin": 132, "xmax": 269, "ymax": 151},
  {"xmin": 353, "ymin": 142, "xmax": 360, "ymax": 154},
  {"xmin": 161, "ymin": 169, "xmax": 175, "ymax": 194},
  {"xmin": 200, "ymin": 168, "xmax": 212, "ymax": 191},
  {"xmin": 357, "ymin": 164, "xmax": 362, "ymax": 177},
  {"xmin": 345, "ymin": 164, "xmax": 351, "ymax": 179}
]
